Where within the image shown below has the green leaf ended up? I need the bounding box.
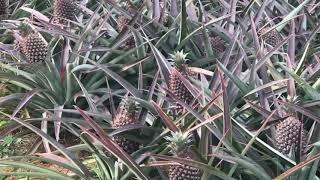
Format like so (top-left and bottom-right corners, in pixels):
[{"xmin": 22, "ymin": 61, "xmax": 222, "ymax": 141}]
[
  {"xmin": 217, "ymin": 61, "xmax": 250, "ymax": 93},
  {"xmin": 277, "ymin": 63, "xmax": 320, "ymax": 100},
  {"xmin": 179, "ymin": 0, "xmax": 188, "ymax": 44},
  {"xmin": 89, "ymin": 60, "xmax": 142, "ymax": 98},
  {"xmin": 0, "ymin": 161, "xmax": 74, "ymax": 180}
]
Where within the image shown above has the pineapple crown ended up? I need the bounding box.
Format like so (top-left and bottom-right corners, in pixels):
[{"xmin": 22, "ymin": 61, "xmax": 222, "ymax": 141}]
[
  {"xmin": 17, "ymin": 22, "xmax": 34, "ymax": 36},
  {"xmin": 169, "ymin": 50, "xmax": 189, "ymax": 69},
  {"xmin": 165, "ymin": 131, "xmax": 192, "ymax": 153},
  {"xmin": 118, "ymin": 97, "xmax": 138, "ymax": 114},
  {"xmin": 126, "ymin": 98, "xmax": 137, "ymax": 113}
]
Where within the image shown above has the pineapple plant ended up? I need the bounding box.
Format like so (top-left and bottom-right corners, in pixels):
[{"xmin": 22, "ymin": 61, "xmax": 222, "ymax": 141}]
[
  {"xmin": 112, "ymin": 98, "xmax": 140, "ymax": 154},
  {"xmin": 168, "ymin": 51, "xmax": 194, "ymax": 113},
  {"xmin": 14, "ymin": 25, "xmax": 48, "ymax": 64},
  {"xmin": 53, "ymin": 0, "xmax": 77, "ymax": 24},
  {"xmin": 166, "ymin": 132, "xmax": 201, "ymax": 180},
  {"xmin": 274, "ymin": 116, "xmax": 308, "ymax": 154},
  {"xmin": 0, "ymin": 0, "xmax": 9, "ymax": 20}
]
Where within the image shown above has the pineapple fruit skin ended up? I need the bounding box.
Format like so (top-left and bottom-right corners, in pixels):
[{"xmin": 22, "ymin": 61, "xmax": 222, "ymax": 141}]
[
  {"xmin": 112, "ymin": 100, "xmax": 140, "ymax": 154},
  {"xmin": 117, "ymin": 15, "xmax": 130, "ymax": 33},
  {"xmin": 0, "ymin": 0, "xmax": 9, "ymax": 20},
  {"xmin": 209, "ymin": 33, "xmax": 226, "ymax": 53},
  {"xmin": 117, "ymin": 15, "xmax": 135, "ymax": 49},
  {"xmin": 274, "ymin": 116, "xmax": 308, "ymax": 154},
  {"xmin": 260, "ymin": 28, "xmax": 282, "ymax": 47},
  {"xmin": 168, "ymin": 150, "xmax": 201, "ymax": 180},
  {"xmin": 21, "ymin": 33, "xmax": 47, "ymax": 63},
  {"xmin": 24, "ymin": 33, "xmax": 47, "ymax": 63},
  {"xmin": 53, "ymin": 0, "xmax": 77, "ymax": 24},
  {"xmin": 169, "ymin": 65, "xmax": 194, "ymax": 112}
]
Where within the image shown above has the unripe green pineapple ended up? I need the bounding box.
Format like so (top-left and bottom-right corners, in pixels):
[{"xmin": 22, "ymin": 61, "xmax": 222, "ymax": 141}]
[
  {"xmin": 166, "ymin": 132, "xmax": 201, "ymax": 180},
  {"xmin": 168, "ymin": 51, "xmax": 194, "ymax": 112},
  {"xmin": 274, "ymin": 116, "xmax": 308, "ymax": 154},
  {"xmin": 0, "ymin": 0, "xmax": 9, "ymax": 20},
  {"xmin": 112, "ymin": 98, "xmax": 140, "ymax": 154},
  {"xmin": 53, "ymin": 0, "xmax": 77, "ymax": 24}
]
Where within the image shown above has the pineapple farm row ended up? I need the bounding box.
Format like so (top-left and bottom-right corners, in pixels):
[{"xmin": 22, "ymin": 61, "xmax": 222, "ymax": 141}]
[{"xmin": 0, "ymin": 0, "xmax": 319, "ymax": 179}]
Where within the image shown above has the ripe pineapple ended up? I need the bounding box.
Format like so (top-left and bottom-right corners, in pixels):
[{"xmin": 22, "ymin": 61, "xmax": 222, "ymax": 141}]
[
  {"xmin": 166, "ymin": 132, "xmax": 201, "ymax": 180},
  {"xmin": 0, "ymin": 0, "xmax": 9, "ymax": 20},
  {"xmin": 168, "ymin": 51, "xmax": 194, "ymax": 112},
  {"xmin": 274, "ymin": 116, "xmax": 308, "ymax": 154},
  {"xmin": 112, "ymin": 98, "xmax": 140, "ymax": 154},
  {"xmin": 53, "ymin": 0, "xmax": 77, "ymax": 24}
]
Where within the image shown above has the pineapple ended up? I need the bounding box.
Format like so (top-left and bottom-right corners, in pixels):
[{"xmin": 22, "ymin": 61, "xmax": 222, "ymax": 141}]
[
  {"xmin": 259, "ymin": 27, "xmax": 282, "ymax": 47},
  {"xmin": 112, "ymin": 98, "xmax": 140, "ymax": 154},
  {"xmin": 166, "ymin": 132, "xmax": 201, "ymax": 180},
  {"xmin": 168, "ymin": 51, "xmax": 194, "ymax": 113},
  {"xmin": 0, "ymin": 0, "xmax": 9, "ymax": 20},
  {"xmin": 209, "ymin": 32, "xmax": 226, "ymax": 53},
  {"xmin": 117, "ymin": 15, "xmax": 130, "ymax": 33},
  {"xmin": 117, "ymin": 15, "xmax": 135, "ymax": 49},
  {"xmin": 23, "ymin": 33, "xmax": 48, "ymax": 63},
  {"xmin": 274, "ymin": 116, "xmax": 308, "ymax": 154},
  {"xmin": 258, "ymin": 18, "xmax": 282, "ymax": 47},
  {"xmin": 53, "ymin": 0, "xmax": 77, "ymax": 24},
  {"xmin": 14, "ymin": 24, "xmax": 48, "ymax": 64}
]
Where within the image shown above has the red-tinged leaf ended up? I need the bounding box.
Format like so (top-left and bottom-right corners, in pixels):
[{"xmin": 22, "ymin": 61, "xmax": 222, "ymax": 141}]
[
  {"xmin": 277, "ymin": 101, "xmax": 320, "ymax": 124},
  {"xmin": 287, "ymin": 20, "xmax": 295, "ymax": 65},
  {"xmin": 244, "ymin": 79, "xmax": 288, "ymax": 97},
  {"xmin": 152, "ymin": 102, "xmax": 180, "ymax": 132},
  {"xmin": 12, "ymin": 89, "xmax": 41, "ymax": 118},
  {"xmin": 139, "ymin": 71, "xmax": 159, "ymax": 122},
  {"xmin": 274, "ymin": 152, "xmax": 320, "ymax": 180},
  {"xmin": 255, "ymin": 36, "xmax": 290, "ymax": 71},
  {"xmin": 220, "ymin": 71, "xmax": 231, "ymax": 140},
  {"xmin": 75, "ymin": 106, "xmax": 149, "ymax": 180},
  {"xmin": 246, "ymin": 100, "xmax": 281, "ymax": 121},
  {"xmin": 20, "ymin": 7, "xmax": 50, "ymax": 22},
  {"xmin": 186, "ymin": 113, "xmax": 223, "ymax": 134},
  {"xmin": 250, "ymin": 14, "xmax": 261, "ymax": 56},
  {"xmin": 143, "ymin": 33, "xmax": 172, "ymax": 86}
]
